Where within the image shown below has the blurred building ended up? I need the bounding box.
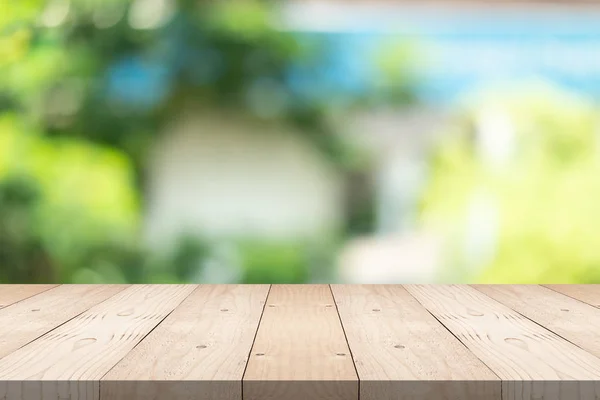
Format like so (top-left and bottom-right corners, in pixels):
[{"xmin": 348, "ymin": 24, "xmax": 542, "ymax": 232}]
[{"xmin": 144, "ymin": 105, "xmax": 344, "ymax": 246}]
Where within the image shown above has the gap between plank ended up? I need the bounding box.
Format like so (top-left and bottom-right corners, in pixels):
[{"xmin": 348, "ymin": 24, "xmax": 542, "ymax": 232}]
[
  {"xmin": 542, "ymin": 285, "xmax": 600, "ymax": 309},
  {"xmin": 328, "ymin": 284, "xmax": 360, "ymax": 400},
  {"xmin": 469, "ymin": 284, "xmax": 600, "ymax": 365},
  {"xmin": 0, "ymin": 284, "xmax": 60, "ymax": 312},
  {"xmin": 0, "ymin": 285, "xmax": 127, "ymax": 363},
  {"xmin": 98, "ymin": 285, "xmax": 200, "ymax": 400},
  {"xmin": 241, "ymin": 284, "xmax": 272, "ymax": 400},
  {"xmin": 402, "ymin": 285, "xmax": 503, "ymax": 400}
]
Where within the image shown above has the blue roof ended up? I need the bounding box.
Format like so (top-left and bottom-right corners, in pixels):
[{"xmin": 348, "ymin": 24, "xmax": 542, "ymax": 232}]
[
  {"xmin": 105, "ymin": 6, "xmax": 600, "ymax": 109},
  {"xmin": 282, "ymin": 5, "xmax": 600, "ymax": 105}
]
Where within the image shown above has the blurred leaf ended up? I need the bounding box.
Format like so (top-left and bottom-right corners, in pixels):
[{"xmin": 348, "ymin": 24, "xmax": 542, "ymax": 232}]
[
  {"xmin": 0, "ymin": 0, "xmax": 417, "ymax": 284},
  {"xmin": 240, "ymin": 241, "xmax": 309, "ymax": 284},
  {"xmin": 420, "ymin": 82, "xmax": 600, "ymax": 283}
]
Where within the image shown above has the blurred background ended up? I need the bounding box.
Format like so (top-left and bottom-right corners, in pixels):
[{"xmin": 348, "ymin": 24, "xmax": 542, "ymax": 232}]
[{"xmin": 2, "ymin": 0, "xmax": 600, "ymax": 284}]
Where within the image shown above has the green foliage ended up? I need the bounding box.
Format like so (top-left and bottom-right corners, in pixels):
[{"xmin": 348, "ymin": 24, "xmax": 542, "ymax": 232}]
[
  {"xmin": 419, "ymin": 82, "xmax": 600, "ymax": 283},
  {"xmin": 371, "ymin": 39, "xmax": 421, "ymax": 106},
  {"xmin": 0, "ymin": 174, "xmax": 46, "ymax": 282},
  {"xmin": 240, "ymin": 241, "xmax": 309, "ymax": 284},
  {"xmin": 0, "ymin": 114, "xmax": 138, "ymax": 282},
  {"xmin": 0, "ymin": 0, "xmax": 400, "ymax": 169},
  {"xmin": 0, "ymin": 114, "xmax": 212, "ymax": 284},
  {"xmin": 0, "ymin": 0, "xmax": 416, "ymax": 283},
  {"xmin": 237, "ymin": 239, "xmax": 338, "ymax": 284}
]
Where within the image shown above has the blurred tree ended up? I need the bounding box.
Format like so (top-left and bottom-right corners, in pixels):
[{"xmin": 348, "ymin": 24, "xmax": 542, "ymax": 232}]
[
  {"xmin": 419, "ymin": 82, "xmax": 600, "ymax": 283},
  {"xmin": 0, "ymin": 113, "xmax": 139, "ymax": 282},
  {"xmin": 0, "ymin": 0, "xmax": 416, "ymax": 283},
  {"xmin": 1, "ymin": 0, "xmax": 413, "ymax": 169}
]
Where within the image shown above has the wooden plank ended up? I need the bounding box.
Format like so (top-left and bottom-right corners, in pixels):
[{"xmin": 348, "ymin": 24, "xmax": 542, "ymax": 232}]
[
  {"xmin": 544, "ymin": 285, "xmax": 600, "ymax": 309},
  {"xmin": 101, "ymin": 284, "xmax": 270, "ymax": 400},
  {"xmin": 405, "ymin": 284, "xmax": 600, "ymax": 400},
  {"xmin": 243, "ymin": 284, "xmax": 358, "ymax": 400},
  {"xmin": 0, "ymin": 284, "xmax": 127, "ymax": 360},
  {"xmin": 474, "ymin": 284, "xmax": 600, "ymax": 360},
  {"xmin": 0, "ymin": 284, "xmax": 196, "ymax": 400},
  {"xmin": 0, "ymin": 285, "xmax": 58, "ymax": 310},
  {"xmin": 331, "ymin": 285, "xmax": 500, "ymax": 400}
]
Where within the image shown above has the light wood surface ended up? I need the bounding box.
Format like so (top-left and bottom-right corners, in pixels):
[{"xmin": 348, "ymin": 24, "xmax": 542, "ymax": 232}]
[
  {"xmin": 243, "ymin": 285, "xmax": 358, "ymax": 400},
  {"xmin": 102, "ymin": 285, "xmax": 270, "ymax": 400},
  {"xmin": 331, "ymin": 284, "xmax": 501, "ymax": 400},
  {"xmin": 544, "ymin": 284, "xmax": 600, "ymax": 308},
  {"xmin": 0, "ymin": 284, "xmax": 196, "ymax": 400},
  {"xmin": 0, "ymin": 284, "xmax": 599, "ymax": 400},
  {"xmin": 474, "ymin": 284, "xmax": 600, "ymax": 359},
  {"xmin": 0, "ymin": 285, "xmax": 57, "ymax": 310},
  {"xmin": 405, "ymin": 284, "xmax": 600, "ymax": 400},
  {"xmin": 0, "ymin": 284, "xmax": 127, "ymax": 359}
]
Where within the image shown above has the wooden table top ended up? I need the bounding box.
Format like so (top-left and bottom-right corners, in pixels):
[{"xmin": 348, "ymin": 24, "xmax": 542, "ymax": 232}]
[{"xmin": 0, "ymin": 284, "xmax": 599, "ymax": 400}]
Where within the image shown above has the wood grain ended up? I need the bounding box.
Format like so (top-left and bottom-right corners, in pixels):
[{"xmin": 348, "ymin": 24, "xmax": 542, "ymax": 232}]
[
  {"xmin": 332, "ymin": 285, "xmax": 500, "ymax": 400},
  {"xmin": 1, "ymin": 284, "xmax": 600, "ymax": 400},
  {"xmin": 474, "ymin": 284, "xmax": 600, "ymax": 360},
  {"xmin": 0, "ymin": 285, "xmax": 58, "ymax": 310},
  {"xmin": 243, "ymin": 285, "xmax": 358, "ymax": 400},
  {"xmin": 406, "ymin": 284, "xmax": 600, "ymax": 400},
  {"xmin": 544, "ymin": 285, "xmax": 600, "ymax": 309},
  {"xmin": 101, "ymin": 284, "xmax": 270, "ymax": 400},
  {"xmin": 0, "ymin": 284, "xmax": 127, "ymax": 360},
  {"xmin": 0, "ymin": 284, "xmax": 196, "ymax": 400}
]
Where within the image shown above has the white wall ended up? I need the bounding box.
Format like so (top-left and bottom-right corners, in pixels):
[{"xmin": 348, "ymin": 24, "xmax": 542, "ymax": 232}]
[{"xmin": 143, "ymin": 107, "xmax": 344, "ymax": 246}]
